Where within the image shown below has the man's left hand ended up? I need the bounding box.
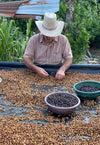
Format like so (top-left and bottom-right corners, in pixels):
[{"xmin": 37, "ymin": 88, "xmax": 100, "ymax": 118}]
[{"xmin": 55, "ymin": 69, "xmax": 65, "ymax": 80}]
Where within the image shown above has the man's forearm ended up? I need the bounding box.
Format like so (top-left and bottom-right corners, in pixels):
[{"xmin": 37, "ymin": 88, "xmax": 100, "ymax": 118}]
[
  {"xmin": 23, "ymin": 57, "xmax": 49, "ymax": 77},
  {"xmin": 59, "ymin": 57, "xmax": 72, "ymax": 72},
  {"xmin": 23, "ymin": 57, "xmax": 39, "ymax": 72}
]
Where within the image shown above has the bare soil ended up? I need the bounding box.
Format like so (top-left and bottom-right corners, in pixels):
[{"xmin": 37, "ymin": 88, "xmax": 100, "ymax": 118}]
[
  {"xmin": 79, "ymin": 48, "xmax": 100, "ymax": 64},
  {"xmin": 90, "ymin": 48, "xmax": 100, "ymax": 60}
]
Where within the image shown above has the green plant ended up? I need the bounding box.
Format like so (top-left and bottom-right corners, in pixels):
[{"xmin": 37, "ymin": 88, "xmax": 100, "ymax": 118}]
[
  {"xmin": 0, "ymin": 18, "xmax": 19, "ymax": 61},
  {"xmin": 14, "ymin": 19, "xmax": 35, "ymax": 62},
  {"xmin": 56, "ymin": 0, "xmax": 68, "ymax": 21},
  {"xmin": 62, "ymin": 0, "xmax": 100, "ymax": 63},
  {"xmin": 11, "ymin": 18, "xmax": 36, "ymax": 35},
  {"xmin": 0, "ymin": 18, "xmax": 35, "ymax": 62},
  {"xmin": 64, "ymin": 23, "xmax": 91, "ymax": 63}
]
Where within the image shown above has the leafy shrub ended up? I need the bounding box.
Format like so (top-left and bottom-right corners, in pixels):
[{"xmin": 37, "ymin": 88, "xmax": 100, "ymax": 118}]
[
  {"xmin": 11, "ymin": 18, "xmax": 36, "ymax": 35},
  {"xmin": 0, "ymin": 18, "xmax": 35, "ymax": 62},
  {"xmin": 65, "ymin": 23, "xmax": 91, "ymax": 63},
  {"xmin": 57, "ymin": 0, "xmax": 68, "ymax": 21},
  {"xmin": 0, "ymin": 18, "xmax": 19, "ymax": 61},
  {"xmin": 60, "ymin": 0, "xmax": 100, "ymax": 63}
]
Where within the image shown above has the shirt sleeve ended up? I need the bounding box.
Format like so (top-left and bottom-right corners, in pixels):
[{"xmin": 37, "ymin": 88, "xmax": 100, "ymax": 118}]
[
  {"xmin": 23, "ymin": 36, "xmax": 35, "ymax": 59},
  {"xmin": 62, "ymin": 36, "xmax": 73, "ymax": 59}
]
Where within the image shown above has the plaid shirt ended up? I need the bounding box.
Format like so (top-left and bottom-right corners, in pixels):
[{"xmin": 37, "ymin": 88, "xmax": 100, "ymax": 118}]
[{"xmin": 23, "ymin": 33, "xmax": 73, "ymax": 65}]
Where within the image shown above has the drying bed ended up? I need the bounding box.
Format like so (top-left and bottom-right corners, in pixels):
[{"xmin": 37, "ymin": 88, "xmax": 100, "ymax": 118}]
[{"xmin": 0, "ymin": 66, "xmax": 100, "ymax": 144}]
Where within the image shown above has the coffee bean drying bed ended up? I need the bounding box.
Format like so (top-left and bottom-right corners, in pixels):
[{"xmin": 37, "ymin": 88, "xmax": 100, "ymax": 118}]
[{"xmin": 0, "ymin": 62, "xmax": 100, "ymax": 144}]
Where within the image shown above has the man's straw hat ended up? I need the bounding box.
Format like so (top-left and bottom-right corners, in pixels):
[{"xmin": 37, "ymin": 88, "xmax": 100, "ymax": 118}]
[{"xmin": 35, "ymin": 12, "xmax": 64, "ymax": 37}]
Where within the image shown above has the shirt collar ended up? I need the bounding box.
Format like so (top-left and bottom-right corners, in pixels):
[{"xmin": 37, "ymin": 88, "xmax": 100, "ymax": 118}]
[{"xmin": 39, "ymin": 33, "xmax": 58, "ymax": 43}]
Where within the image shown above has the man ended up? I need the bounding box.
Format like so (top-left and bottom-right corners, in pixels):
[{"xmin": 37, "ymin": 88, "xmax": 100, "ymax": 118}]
[{"xmin": 23, "ymin": 12, "xmax": 73, "ymax": 80}]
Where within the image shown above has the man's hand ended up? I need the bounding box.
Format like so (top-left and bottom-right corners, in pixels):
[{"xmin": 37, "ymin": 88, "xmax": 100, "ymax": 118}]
[
  {"xmin": 36, "ymin": 67, "xmax": 49, "ymax": 77},
  {"xmin": 23, "ymin": 57, "xmax": 49, "ymax": 77},
  {"xmin": 55, "ymin": 58, "xmax": 72, "ymax": 80},
  {"xmin": 55, "ymin": 69, "xmax": 65, "ymax": 80}
]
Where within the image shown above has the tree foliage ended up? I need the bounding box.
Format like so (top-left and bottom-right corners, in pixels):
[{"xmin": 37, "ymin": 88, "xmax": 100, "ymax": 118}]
[{"xmin": 58, "ymin": 0, "xmax": 100, "ymax": 63}]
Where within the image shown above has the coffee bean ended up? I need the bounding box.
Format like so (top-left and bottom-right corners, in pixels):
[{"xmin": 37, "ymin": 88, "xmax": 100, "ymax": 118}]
[
  {"xmin": 47, "ymin": 93, "xmax": 78, "ymax": 107},
  {"xmin": 78, "ymin": 86, "xmax": 100, "ymax": 92}
]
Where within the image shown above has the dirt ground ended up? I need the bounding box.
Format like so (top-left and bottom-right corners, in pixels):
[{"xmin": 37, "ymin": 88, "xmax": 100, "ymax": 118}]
[
  {"xmin": 78, "ymin": 48, "xmax": 100, "ymax": 64},
  {"xmin": 90, "ymin": 48, "xmax": 100, "ymax": 60}
]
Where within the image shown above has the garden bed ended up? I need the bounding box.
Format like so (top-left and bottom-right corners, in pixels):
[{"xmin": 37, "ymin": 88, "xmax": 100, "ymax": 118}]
[{"xmin": 0, "ymin": 62, "xmax": 100, "ymax": 144}]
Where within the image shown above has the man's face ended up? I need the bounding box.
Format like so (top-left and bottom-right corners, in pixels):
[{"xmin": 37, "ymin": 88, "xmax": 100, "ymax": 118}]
[{"xmin": 43, "ymin": 35, "xmax": 55, "ymax": 43}]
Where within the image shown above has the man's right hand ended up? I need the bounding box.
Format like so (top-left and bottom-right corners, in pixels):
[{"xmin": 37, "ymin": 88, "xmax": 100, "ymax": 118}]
[
  {"xmin": 36, "ymin": 67, "xmax": 49, "ymax": 77},
  {"xmin": 23, "ymin": 57, "xmax": 49, "ymax": 77}
]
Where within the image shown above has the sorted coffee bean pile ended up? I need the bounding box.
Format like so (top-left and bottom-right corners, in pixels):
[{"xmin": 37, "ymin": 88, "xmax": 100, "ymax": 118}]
[
  {"xmin": 0, "ymin": 69, "xmax": 100, "ymax": 144},
  {"xmin": 47, "ymin": 93, "xmax": 78, "ymax": 107},
  {"xmin": 79, "ymin": 85, "xmax": 100, "ymax": 92}
]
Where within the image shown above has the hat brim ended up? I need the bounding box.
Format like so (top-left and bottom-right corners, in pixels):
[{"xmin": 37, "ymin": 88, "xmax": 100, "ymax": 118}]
[{"xmin": 35, "ymin": 21, "xmax": 64, "ymax": 37}]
